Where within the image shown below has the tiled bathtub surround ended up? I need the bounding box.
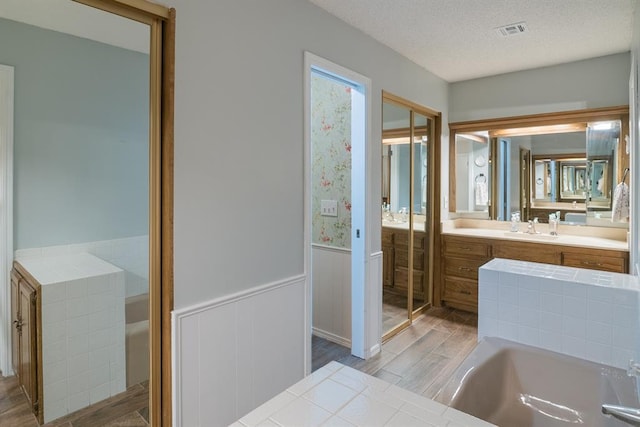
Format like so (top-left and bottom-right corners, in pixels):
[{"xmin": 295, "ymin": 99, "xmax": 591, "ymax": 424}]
[
  {"xmin": 17, "ymin": 253, "xmax": 126, "ymax": 423},
  {"xmin": 478, "ymin": 258, "xmax": 640, "ymax": 370},
  {"xmin": 233, "ymin": 361, "xmax": 494, "ymax": 427},
  {"xmin": 15, "ymin": 235, "xmax": 148, "ymax": 297}
]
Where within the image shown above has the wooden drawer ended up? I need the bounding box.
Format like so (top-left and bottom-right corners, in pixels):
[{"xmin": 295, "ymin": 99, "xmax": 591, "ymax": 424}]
[
  {"xmin": 443, "ymin": 257, "xmax": 487, "ymax": 280},
  {"xmin": 562, "ymin": 252, "xmax": 626, "ymax": 273},
  {"xmin": 395, "ymin": 248, "xmax": 424, "ymax": 270},
  {"xmin": 395, "ymin": 231, "xmax": 424, "ymax": 249},
  {"xmin": 394, "ymin": 267, "xmax": 424, "ymax": 292},
  {"xmin": 443, "ymin": 237, "xmax": 490, "ymax": 258},
  {"xmin": 382, "ymin": 228, "xmax": 394, "ymax": 245},
  {"xmin": 443, "ymin": 277, "xmax": 478, "ymax": 305},
  {"xmin": 492, "ymin": 241, "xmax": 560, "ymax": 265}
]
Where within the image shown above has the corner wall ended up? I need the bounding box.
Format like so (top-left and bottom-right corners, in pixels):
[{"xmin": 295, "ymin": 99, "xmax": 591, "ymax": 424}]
[{"xmin": 169, "ymin": 0, "xmax": 449, "ymax": 425}]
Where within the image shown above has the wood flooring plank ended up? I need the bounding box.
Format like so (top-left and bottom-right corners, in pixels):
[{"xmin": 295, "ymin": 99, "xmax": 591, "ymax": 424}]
[
  {"xmin": 103, "ymin": 411, "xmax": 149, "ymax": 426},
  {"xmin": 383, "ymin": 329, "xmax": 451, "ymax": 376},
  {"xmin": 422, "ymin": 338, "xmax": 479, "ymax": 400},
  {"xmin": 0, "ymin": 401, "xmax": 39, "ymax": 426},
  {"xmin": 337, "ymin": 349, "xmax": 397, "ymax": 375},
  {"xmin": 373, "ymin": 369, "xmax": 402, "ymax": 385},
  {"xmin": 432, "ymin": 327, "xmax": 477, "ymax": 358},
  {"xmin": 395, "ymin": 352, "xmax": 450, "ymax": 395}
]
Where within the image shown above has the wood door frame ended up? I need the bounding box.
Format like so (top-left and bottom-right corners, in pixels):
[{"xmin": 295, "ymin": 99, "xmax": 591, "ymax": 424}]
[{"xmin": 73, "ymin": 1, "xmax": 175, "ymax": 425}]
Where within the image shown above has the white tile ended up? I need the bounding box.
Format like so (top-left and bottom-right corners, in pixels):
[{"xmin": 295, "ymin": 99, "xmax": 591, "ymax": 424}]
[
  {"xmin": 563, "ymin": 316, "xmax": 586, "ymax": 338},
  {"xmin": 68, "ymin": 390, "xmax": 90, "ymax": 413},
  {"xmin": 338, "ymin": 366, "xmax": 391, "ymax": 392},
  {"xmin": 517, "ymin": 325, "xmax": 540, "ymax": 347},
  {"xmin": 587, "ymin": 300, "xmax": 613, "ymax": 324},
  {"xmin": 400, "ymin": 400, "xmax": 448, "ymax": 420},
  {"xmin": 44, "ymin": 359, "xmax": 68, "ymax": 385},
  {"xmin": 498, "ymin": 272, "xmax": 518, "ymax": 286},
  {"xmin": 43, "ymin": 320, "xmax": 66, "ymax": 346},
  {"xmin": 88, "ymin": 328, "xmax": 111, "ymax": 350},
  {"xmin": 44, "ymin": 379, "xmax": 67, "ymax": 404},
  {"xmin": 303, "ymin": 379, "xmax": 359, "ymax": 413},
  {"xmin": 90, "ymin": 382, "xmax": 111, "ymax": 404},
  {"xmin": 612, "ymin": 327, "xmax": 637, "ymax": 351},
  {"xmin": 240, "ymin": 391, "xmax": 298, "ymax": 426},
  {"xmin": 562, "ymin": 282, "xmax": 587, "ymax": 299},
  {"xmin": 68, "ymin": 372, "xmax": 89, "ymax": 395},
  {"xmin": 66, "ymin": 296, "xmax": 90, "ymax": 318},
  {"xmin": 88, "ymin": 276, "xmax": 111, "ymax": 295},
  {"xmin": 337, "ymin": 395, "xmax": 397, "ymax": 427},
  {"xmin": 563, "ymin": 296, "xmax": 586, "ymax": 319},
  {"xmin": 42, "ymin": 300, "xmax": 66, "ymax": 323},
  {"xmin": 613, "ymin": 306, "xmax": 639, "ymax": 328},
  {"xmin": 518, "ymin": 288, "xmax": 539, "ymax": 310},
  {"xmin": 362, "ymin": 386, "xmax": 405, "ymax": 410},
  {"xmin": 611, "ymin": 347, "xmax": 636, "ymax": 370},
  {"xmin": 384, "ymin": 410, "xmax": 427, "ymax": 427},
  {"xmin": 327, "ymin": 370, "xmax": 369, "ymax": 393},
  {"xmin": 443, "ymin": 407, "xmax": 494, "ymax": 427},
  {"xmin": 321, "ymin": 415, "xmax": 356, "ymax": 426},
  {"xmin": 89, "ymin": 364, "xmax": 110, "ymax": 388},
  {"xmin": 562, "ymin": 335, "xmax": 586, "ymax": 359},
  {"xmin": 611, "ymin": 289, "xmax": 638, "ymax": 307},
  {"xmin": 498, "ymin": 303, "xmax": 518, "ymax": 324},
  {"xmin": 539, "ymin": 279, "xmax": 563, "ymax": 295},
  {"xmin": 478, "ymin": 298, "xmax": 497, "ymax": 319},
  {"xmin": 89, "ymin": 309, "xmax": 112, "ymax": 332},
  {"xmin": 497, "ymin": 321, "xmax": 518, "ymax": 341},
  {"xmin": 110, "ymin": 377, "xmax": 126, "ymax": 395},
  {"xmin": 539, "ymin": 312, "xmax": 562, "ymax": 332},
  {"xmin": 518, "ymin": 308, "xmax": 539, "ymax": 329},
  {"xmin": 177, "ymin": 314, "xmax": 200, "ymax": 427},
  {"xmin": 539, "ymin": 331, "xmax": 563, "ymax": 353},
  {"xmin": 585, "ymin": 341, "xmax": 612, "ymax": 366},
  {"xmin": 67, "ymin": 316, "xmax": 89, "ymax": 338},
  {"xmin": 587, "ymin": 285, "xmax": 613, "ymax": 303},
  {"xmin": 271, "ymin": 398, "xmax": 332, "ymax": 427},
  {"xmin": 68, "ymin": 334, "xmax": 89, "ymax": 355},
  {"xmin": 89, "ymin": 348, "xmax": 110, "ymax": 370},
  {"xmin": 477, "ymin": 314, "xmax": 497, "ymax": 339},
  {"xmin": 498, "ymin": 284, "xmax": 518, "ymax": 306},
  {"xmin": 43, "ymin": 340, "xmax": 67, "ymax": 364},
  {"xmin": 42, "ymin": 283, "xmax": 66, "ymax": 303},
  {"xmin": 585, "ymin": 321, "xmax": 612, "ymax": 345},
  {"xmin": 66, "ymin": 279, "xmax": 88, "ymax": 299},
  {"xmin": 44, "ymin": 397, "xmax": 68, "ymax": 423},
  {"xmin": 67, "ymin": 353, "xmax": 89, "ymax": 374}
]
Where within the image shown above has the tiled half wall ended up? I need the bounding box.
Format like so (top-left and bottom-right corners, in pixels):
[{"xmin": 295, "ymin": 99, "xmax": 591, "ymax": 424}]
[{"xmin": 478, "ymin": 258, "xmax": 640, "ymax": 370}]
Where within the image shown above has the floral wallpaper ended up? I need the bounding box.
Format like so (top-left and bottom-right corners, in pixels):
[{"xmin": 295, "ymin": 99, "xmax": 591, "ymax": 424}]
[{"xmin": 311, "ymin": 74, "xmax": 352, "ymax": 249}]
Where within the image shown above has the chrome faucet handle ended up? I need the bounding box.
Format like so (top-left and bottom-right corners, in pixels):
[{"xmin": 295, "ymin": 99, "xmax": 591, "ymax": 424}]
[{"xmin": 602, "ymin": 404, "xmax": 640, "ymax": 425}]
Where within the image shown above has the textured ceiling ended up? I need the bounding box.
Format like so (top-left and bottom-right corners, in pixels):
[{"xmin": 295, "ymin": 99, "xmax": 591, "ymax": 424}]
[{"xmin": 309, "ymin": 0, "xmax": 637, "ymax": 82}]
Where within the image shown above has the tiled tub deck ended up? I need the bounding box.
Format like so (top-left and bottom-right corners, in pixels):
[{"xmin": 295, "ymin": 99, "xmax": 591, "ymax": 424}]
[{"xmin": 231, "ymin": 361, "xmax": 493, "ymax": 427}]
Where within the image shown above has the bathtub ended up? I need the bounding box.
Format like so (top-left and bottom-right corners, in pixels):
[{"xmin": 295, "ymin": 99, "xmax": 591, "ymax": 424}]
[{"xmin": 437, "ymin": 337, "xmax": 639, "ymax": 426}]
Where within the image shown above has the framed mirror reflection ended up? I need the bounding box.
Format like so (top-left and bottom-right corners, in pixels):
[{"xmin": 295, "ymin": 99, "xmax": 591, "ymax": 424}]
[{"xmin": 448, "ymin": 106, "xmax": 629, "ymax": 227}]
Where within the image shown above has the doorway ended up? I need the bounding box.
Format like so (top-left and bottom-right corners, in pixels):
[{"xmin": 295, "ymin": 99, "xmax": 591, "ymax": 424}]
[
  {"xmin": 0, "ymin": 1, "xmax": 174, "ymax": 425},
  {"xmin": 381, "ymin": 93, "xmax": 438, "ymax": 342},
  {"xmin": 304, "ymin": 53, "xmax": 372, "ymax": 366}
]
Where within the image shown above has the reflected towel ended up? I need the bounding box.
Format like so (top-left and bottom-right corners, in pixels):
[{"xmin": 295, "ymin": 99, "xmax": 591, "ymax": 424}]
[
  {"xmin": 611, "ymin": 181, "xmax": 629, "ymax": 222},
  {"xmin": 475, "ymin": 181, "xmax": 488, "ymax": 206}
]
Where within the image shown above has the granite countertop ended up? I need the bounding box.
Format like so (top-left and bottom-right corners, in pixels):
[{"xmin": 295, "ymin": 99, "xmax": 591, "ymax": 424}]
[{"xmin": 232, "ymin": 361, "xmax": 494, "ymax": 427}]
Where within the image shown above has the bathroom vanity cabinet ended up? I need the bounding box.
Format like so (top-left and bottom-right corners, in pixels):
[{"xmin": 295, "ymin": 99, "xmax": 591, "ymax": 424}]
[
  {"xmin": 11, "ymin": 263, "xmax": 42, "ymax": 423},
  {"xmin": 439, "ymin": 234, "xmax": 629, "ymax": 313},
  {"xmin": 382, "ymin": 227, "xmax": 427, "ymax": 301}
]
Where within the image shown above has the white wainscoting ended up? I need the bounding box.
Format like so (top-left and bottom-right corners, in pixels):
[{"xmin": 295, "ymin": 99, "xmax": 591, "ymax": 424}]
[
  {"xmin": 366, "ymin": 251, "xmax": 383, "ymax": 358},
  {"xmin": 172, "ymin": 275, "xmax": 306, "ymax": 427},
  {"xmin": 311, "ymin": 245, "xmax": 351, "ymax": 346}
]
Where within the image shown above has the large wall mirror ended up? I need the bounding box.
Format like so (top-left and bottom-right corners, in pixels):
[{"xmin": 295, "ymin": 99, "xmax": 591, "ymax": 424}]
[
  {"xmin": 0, "ymin": 1, "xmax": 173, "ymax": 425},
  {"xmin": 381, "ymin": 92, "xmax": 438, "ymax": 342},
  {"xmin": 449, "ymin": 106, "xmax": 629, "ymax": 227}
]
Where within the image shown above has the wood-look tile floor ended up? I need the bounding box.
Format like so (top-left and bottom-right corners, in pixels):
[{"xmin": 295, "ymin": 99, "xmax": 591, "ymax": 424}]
[
  {"xmin": 312, "ymin": 306, "xmax": 478, "ymax": 400},
  {"xmin": 0, "ymin": 378, "xmax": 149, "ymax": 427}
]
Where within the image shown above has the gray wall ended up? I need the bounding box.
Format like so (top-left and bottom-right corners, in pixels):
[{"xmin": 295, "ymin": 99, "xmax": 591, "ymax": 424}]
[
  {"xmin": 0, "ymin": 18, "xmax": 149, "ymax": 249},
  {"xmin": 171, "ymin": 0, "xmax": 449, "ymax": 308},
  {"xmin": 450, "ymin": 52, "xmax": 630, "ymax": 122}
]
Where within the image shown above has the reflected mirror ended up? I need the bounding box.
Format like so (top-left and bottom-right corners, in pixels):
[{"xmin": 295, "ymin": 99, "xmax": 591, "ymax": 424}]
[
  {"xmin": 381, "ymin": 93, "xmax": 436, "ymax": 342},
  {"xmin": 449, "ymin": 107, "xmax": 629, "ymax": 227}
]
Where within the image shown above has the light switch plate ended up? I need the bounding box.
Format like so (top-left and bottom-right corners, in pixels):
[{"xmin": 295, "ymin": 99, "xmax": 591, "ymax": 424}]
[{"xmin": 320, "ymin": 199, "xmax": 338, "ymax": 217}]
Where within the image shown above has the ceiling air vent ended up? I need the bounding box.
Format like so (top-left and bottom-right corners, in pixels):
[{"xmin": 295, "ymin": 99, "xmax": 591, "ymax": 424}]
[{"xmin": 496, "ymin": 21, "xmax": 528, "ymax": 37}]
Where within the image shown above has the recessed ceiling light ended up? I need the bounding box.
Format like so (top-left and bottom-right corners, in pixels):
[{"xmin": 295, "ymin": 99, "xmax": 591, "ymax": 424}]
[{"xmin": 496, "ymin": 21, "xmax": 528, "ymax": 37}]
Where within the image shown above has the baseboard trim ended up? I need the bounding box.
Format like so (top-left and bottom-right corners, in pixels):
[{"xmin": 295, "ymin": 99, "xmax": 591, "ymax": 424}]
[{"xmin": 312, "ymin": 327, "xmax": 351, "ymax": 348}]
